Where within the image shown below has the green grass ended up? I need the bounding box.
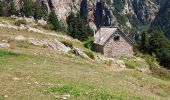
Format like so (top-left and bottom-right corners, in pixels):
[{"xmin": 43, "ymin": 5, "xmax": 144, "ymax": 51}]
[
  {"xmin": 0, "ymin": 49, "xmax": 20, "ymax": 57},
  {"xmin": 117, "ymin": 56, "xmax": 148, "ymax": 69}
]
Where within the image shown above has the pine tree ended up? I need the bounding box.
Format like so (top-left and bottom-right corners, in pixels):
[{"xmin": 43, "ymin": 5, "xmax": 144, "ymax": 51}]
[
  {"xmin": 20, "ymin": 0, "xmax": 34, "ymax": 17},
  {"xmin": 8, "ymin": 0, "xmax": 17, "ymax": 16},
  {"xmin": 33, "ymin": 2, "xmax": 47, "ymax": 20},
  {"xmin": 149, "ymin": 29, "xmax": 170, "ymax": 69},
  {"xmin": 47, "ymin": 10, "xmax": 61, "ymax": 31},
  {"xmin": 0, "ymin": 0, "xmax": 3, "ymax": 16},
  {"xmin": 66, "ymin": 13, "xmax": 92, "ymax": 41},
  {"xmin": 140, "ymin": 31, "xmax": 149, "ymax": 52}
]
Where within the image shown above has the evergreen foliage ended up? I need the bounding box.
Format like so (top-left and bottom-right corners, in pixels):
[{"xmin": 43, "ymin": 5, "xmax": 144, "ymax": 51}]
[
  {"xmin": 33, "ymin": 2, "xmax": 47, "ymax": 20},
  {"xmin": 149, "ymin": 29, "xmax": 170, "ymax": 69},
  {"xmin": 139, "ymin": 29, "xmax": 170, "ymax": 69},
  {"xmin": 66, "ymin": 12, "xmax": 92, "ymax": 41},
  {"xmin": 140, "ymin": 31, "xmax": 149, "ymax": 52},
  {"xmin": 8, "ymin": 0, "xmax": 17, "ymax": 16},
  {"xmin": 47, "ymin": 10, "xmax": 61, "ymax": 31},
  {"xmin": 20, "ymin": 0, "xmax": 35, "ymax": 17},
  {"xmin": 20, "ymin": 0, "xmax": 47, "ymax": 20},
  {"xmin": 0, "ymin": 1, "xmax": 3, "ymax": 16}
]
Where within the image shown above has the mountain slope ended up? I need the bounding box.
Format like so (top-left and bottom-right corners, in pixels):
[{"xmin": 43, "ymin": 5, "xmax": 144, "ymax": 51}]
[{"xmin": 0, "ymin": 17, "xmax": 170, "ymax": 100}]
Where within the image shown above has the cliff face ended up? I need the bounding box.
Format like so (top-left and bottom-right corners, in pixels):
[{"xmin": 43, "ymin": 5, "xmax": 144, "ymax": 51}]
[
  {"xmin": 12, "ymin": 0, "xmax": 169, "ymax": 35},
  {"xmin": 40, "ymin": 0, "xmax": 163, "ymax": 28}
]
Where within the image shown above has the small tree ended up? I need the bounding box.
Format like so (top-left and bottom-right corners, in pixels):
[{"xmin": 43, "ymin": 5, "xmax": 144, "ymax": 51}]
[
  {"xmin": 8, "ymin": 0, "xmax": 17, "ymax": 16},
  {"xmin": 0, "ymin": 1, "xmax": 4, "ymax": 16},
  {"xmin": 20, "ymin": 0, "xmax": 34, "ymax": 17},
  {"xmin": 66, "ymin": 12, "xmax": 92, "ymax": 41},
  {"xmin": 140, "ymin": 31, "xmax": 149, "ymax": 52},
  {"xmin": 33, "ymin": 2, "xmax": 47, "ymax": 20},
  {"xmin": 47, "ymin": 10, "xmax": 61, "ymax": 31}
]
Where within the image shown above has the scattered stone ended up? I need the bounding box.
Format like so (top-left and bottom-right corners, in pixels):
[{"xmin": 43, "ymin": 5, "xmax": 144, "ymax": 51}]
[
  {"xmin": 0, "ymin": 43, "xmax": 10, "ymax": 48},
  {"xmin": 13, "ymin": 77, "xmax": 20, "ymax": 81},
  {"xmin": 137, "ymin": 68, "xmax": 150, "ymax": 73},
  {"xmin": 61, "ymin": 96, "xmax": 67, "ymax": 100},
  {"xmin": 116, "ymin": 60, "xmax": 126, "ymax": 68},
  {"xmin": 4, "ymin": 95, "xmax": 8, "ymax": 98},
  {"xmin": 2, "ymin": 40, "xmax": 8, "ymax": 43},
  {"xmin": 15, "ymin": 35, "xmax": 26, "ymax": 41}
]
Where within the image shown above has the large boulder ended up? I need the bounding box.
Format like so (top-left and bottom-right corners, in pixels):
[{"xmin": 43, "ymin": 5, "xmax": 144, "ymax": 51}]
[{"xmin": 28, "ymin": 38, "xmax": 70, "ymax": 53}]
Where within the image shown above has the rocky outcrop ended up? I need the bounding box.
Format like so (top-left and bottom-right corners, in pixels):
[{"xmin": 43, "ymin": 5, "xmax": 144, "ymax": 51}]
[
  {"xmin": 132, "ymin": 0, "xmax": 160, "ymax": 24},
  {"xmin": 28, "ymin": 38, "xmax": 71, "ymax": 53}
]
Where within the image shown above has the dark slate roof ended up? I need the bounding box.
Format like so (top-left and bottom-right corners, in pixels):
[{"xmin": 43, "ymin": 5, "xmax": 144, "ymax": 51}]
[{"xmin": 94, "ymin": 27, "xmax": 134, "ymax": 46}]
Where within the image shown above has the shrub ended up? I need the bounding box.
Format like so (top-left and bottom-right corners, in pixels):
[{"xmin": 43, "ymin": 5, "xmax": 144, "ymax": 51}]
[
  {"xmin": 83, "ymin": 36, "xmax": 94, "ymax": 49},
  {"xmin": 125, "ymin": 62, "xmax": 135, "ymax": 69},
  {"xmin": 60, "ymin": 40, "xmax": 73, "ymax": 48},
  {"xmin": 105, "ymin": 60, "xmax": 113, "ymax": 66},
  {"xmin": 84, "ymin": 51, "xmax": 95, "ymax": 59},
  {"xmin": 15, "ymin": 19, "xmax": 27, "ymax": 26}
]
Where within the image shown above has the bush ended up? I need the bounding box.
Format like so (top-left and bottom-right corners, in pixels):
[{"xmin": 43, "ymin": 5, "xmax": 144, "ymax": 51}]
[
  {"xmin": 105, "ymin": 60, "xmax": 113, "ymax": 66},
  {"xmin": 125, "ymin": 62, "xmax": 135, "ymax": 69},
  {"xmin": 84, "ymin": 51, "xmax": 95, "ymax": 59},
  {"xmin": 60, "ymin": 40, "xmax": 73, "ymax": 48},
  {"xmin": 15, "ymin": 19, "xmax": 27, "ymax": 26},
  {"xmin": 83, "ymin": 36, "xmax": 94, "ymax": 49}
]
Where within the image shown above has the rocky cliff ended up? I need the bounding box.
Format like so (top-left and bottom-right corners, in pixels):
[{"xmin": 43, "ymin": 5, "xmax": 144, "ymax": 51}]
[
  {"xmin": 39, "ymin": 0, "xmax": 167, "ymax": 29},
  {"xmin": 12, "ymin": 0, "xmax": 169, "ymax": 35}
]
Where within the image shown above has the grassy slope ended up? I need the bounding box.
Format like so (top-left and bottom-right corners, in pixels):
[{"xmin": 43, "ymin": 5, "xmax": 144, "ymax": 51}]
[{"xmin": 0, "ymin": 19, "xmax": 170, "ymax": 100}]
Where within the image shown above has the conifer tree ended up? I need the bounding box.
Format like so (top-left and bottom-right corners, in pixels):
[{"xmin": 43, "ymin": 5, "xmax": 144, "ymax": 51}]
[
  {"xmin": 20, "ymin": 0, "xmax": 34, "ymax": 17},
  {"xmin": 0, "ymin": 0, "xmax": 4, "ymax": 16},
  {"xmin": 33, "ymin": 2, "xmax": 47, "ymax": 20},
  {"xmin": 47, "ymin": 10, "xmax": 61, "ymax": 31},
  {"xmin": 66, "ymin": 12, "xmax": 92, "ymax": 41},
  {"xmin": 9, "ymin": 0, "xmax": 17, "ymax": 16},
  {"xmin": 140, "ymin": 31, "xmax": 149, "ymax": 52}
]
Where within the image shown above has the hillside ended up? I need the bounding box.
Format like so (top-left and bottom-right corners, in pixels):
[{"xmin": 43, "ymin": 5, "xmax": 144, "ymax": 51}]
[{"xmin": 0, "ymin": 17, "xmax": 170, "ymax": 100}]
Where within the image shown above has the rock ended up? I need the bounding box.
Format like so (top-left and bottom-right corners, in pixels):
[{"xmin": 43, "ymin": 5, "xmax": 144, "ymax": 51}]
[
  {"xmin": 137, "ymin": 68, "xmax": 150, "ymax": 73},
  {"xmin": 116, "ymin": 60, "xmax": 126, "ymax": 68},
  {"xmin": 4, "ymin": 95, "xmax": 8, "ymax": 98},
  {"xmin": 0, "ymin": 43, "xmax": 10, "ymax": 48},
  {"xmin": 28, "ymin": 38, "xmax": 48, "ymax": 46},
  {"xmin": 37, "ymin": 18, "xmax": 47, "ymax": 25},
  {"xmin": 15, "ymin": 35, "xmax": 26, "ymax": 41},
  {"xmin": 46, "ymin": 39, "xmax": 70, "ymax": 53},
  {"xmin": 61, "ymin": 96, "xmax": 67, "ymax": 100},
  {"xmin": 28, "ymin": 38, "xmax": 70, "ymax": 53},
  {"xmin": 2, "ymin": 40, "xmax": 8, "ymax": 43},
  {"xmin": 72, "ymin": 48, "xmax": 90, "ymax": 59},
  {"xmin": 13, "ymin": 77, "xmax": 20, "ymax": 81}
]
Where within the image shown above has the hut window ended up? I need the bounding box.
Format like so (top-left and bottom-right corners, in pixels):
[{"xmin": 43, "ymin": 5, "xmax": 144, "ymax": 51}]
[{"xmin": 114, "ymin": 36, "xmax": 120, "ymax": 41}]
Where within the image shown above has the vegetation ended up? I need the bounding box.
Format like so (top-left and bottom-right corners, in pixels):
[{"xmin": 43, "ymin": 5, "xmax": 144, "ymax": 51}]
[
  {"xmin": 8, "ymin": 0, "xmax": 17, "ymax": 16},
  {"xmin": 60, "ymin": 40, "xmax": 73, "ymax": 48},
  {"xmin": 66, "ymin": 12, "xmax": 92, "ymax": 41},
  {"xmin": 138, "ymin": 29, "xmax": 170, "ymax": 69},
  {"xmin": 20, "ymin": 0, "xmax": 47, "ymax": 20},
  {"xmin": 83, "ymin": 50, "xmax": 95, "ymax": 59},
  {"xmin": 14, "ymin": 19, "xmax": 27, "ymax": 26},
  {"xmin": 0, "ymin": 1, "xmax": 4, "ymax": 16},
  {"xmin": 47, "ymin": 10, "xmax": 62, "ymax": 31}
]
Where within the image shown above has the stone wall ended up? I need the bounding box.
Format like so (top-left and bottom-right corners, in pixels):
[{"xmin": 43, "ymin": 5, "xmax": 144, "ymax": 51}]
[{"xmin": 103, "ymin": 31, "xmax": 133, "ymax": 57}]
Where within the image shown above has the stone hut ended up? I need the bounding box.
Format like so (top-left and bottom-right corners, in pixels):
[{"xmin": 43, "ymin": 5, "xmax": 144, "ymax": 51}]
[{"xmin": 92, "ymin": 27, "xmax": 134, "ymax": 57}]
